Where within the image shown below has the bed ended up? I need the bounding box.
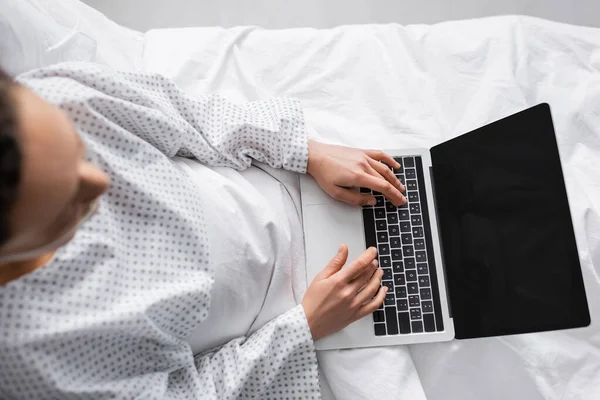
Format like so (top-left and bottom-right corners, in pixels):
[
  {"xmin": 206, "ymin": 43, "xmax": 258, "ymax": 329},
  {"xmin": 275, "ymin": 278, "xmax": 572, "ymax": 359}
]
[{"xmin": 2, "ymin": 1, "xmax": 599, "ymax": 399}]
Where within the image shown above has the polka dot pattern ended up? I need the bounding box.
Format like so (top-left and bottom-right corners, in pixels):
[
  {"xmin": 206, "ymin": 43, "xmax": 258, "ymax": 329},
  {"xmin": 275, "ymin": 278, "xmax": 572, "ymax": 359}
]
[{"xmin": 0, "ymin": 63, "xmax": 319, "ymax": 399}]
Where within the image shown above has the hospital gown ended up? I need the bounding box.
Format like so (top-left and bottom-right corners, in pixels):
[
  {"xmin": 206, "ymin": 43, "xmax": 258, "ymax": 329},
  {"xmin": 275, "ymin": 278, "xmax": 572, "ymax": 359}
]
[{"xmin": 0, "ymin": 62, "xmax": 321, "ymax": 399}]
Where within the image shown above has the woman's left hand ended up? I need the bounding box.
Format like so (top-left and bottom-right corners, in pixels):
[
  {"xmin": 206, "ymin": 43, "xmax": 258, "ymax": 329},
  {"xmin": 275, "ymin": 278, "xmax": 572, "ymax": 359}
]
[{"xmin": 307, "ymin": 139, "xmax": 407, "ymax": 207}]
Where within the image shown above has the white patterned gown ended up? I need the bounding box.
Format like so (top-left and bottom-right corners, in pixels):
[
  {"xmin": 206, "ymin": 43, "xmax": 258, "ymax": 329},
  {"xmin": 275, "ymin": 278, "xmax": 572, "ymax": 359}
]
[{"xmin": 0, "ymin": 62, "xmax": 321, "ymax": 400}]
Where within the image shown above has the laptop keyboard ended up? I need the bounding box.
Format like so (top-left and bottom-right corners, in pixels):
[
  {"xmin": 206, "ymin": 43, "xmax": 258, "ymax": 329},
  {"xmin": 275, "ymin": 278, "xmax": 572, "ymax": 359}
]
[{"xmin": 361, "ymin": 156, "xmax": 444, "ymax": 336}]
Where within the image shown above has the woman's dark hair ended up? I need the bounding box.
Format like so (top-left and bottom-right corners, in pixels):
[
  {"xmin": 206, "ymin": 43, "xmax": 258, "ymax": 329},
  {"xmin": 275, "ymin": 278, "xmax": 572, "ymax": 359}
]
[{"xmin": 0, "ymin": 67, "xmax": 21, "ymax": 248}]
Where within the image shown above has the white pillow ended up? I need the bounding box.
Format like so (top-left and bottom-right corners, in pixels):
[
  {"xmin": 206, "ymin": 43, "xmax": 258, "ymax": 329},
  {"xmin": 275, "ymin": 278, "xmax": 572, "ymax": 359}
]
[
  {"xmin": 0, "ymin": 0, "xmax": 96, "ymax": 76},
  {"xmin": 0, "ymin": 0, "xmax": 144, "ymax": 76}
]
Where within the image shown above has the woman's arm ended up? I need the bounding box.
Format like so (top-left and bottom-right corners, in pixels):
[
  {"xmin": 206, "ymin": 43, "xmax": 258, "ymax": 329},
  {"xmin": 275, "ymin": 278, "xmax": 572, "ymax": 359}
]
[{"xmin": 19, "ymin": 62, "xmax": 406, "ymax": 206}]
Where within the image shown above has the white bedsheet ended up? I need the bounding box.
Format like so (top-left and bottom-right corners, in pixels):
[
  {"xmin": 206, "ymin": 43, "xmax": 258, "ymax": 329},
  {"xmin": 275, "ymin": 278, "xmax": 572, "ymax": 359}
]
[{"xmin": 142, "ymin": 16, "xmax": 600, "ymax": 400}]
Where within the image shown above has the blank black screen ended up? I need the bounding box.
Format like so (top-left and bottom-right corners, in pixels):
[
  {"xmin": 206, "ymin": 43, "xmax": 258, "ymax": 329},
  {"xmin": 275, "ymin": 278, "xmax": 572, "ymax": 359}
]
[{"xmin": 430, "ymin": 104, "xmax": 590, "ymax": 339}]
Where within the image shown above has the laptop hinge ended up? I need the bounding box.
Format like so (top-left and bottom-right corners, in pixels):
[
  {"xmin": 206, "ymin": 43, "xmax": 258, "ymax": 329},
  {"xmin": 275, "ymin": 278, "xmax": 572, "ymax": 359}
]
[{"xmin": 429, "ymin": 166, "xmax": 453, "ymax": 319}]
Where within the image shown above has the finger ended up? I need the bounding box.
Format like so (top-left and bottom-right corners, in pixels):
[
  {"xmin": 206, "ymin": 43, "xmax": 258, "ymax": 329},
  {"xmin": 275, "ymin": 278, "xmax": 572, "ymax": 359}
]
[
  {"xmin": 356, "ymin": 286, "xmax": 388, "ymax": 319},
  {"xmin": 339, "ymin": 247, "xmax": 378, "ymax": 282},
  {"xmin": 317, "ymin": 243, "xmax": 348, "ymax": 279},
  {"xmin": 354, "ymin": 267, "xmax": 384, "ymax": 306},
  {"xmin": 365, "ymin": 150, "xmax": 400, "ymax": 170},
  {"xmin": 349, "ymin": 259, "xmax": 379, "ymax": 292},
  {"xmin": 329, "ymin": 186, "xmax": 376, "ymax": 206},
  {"xmin": 354, "ymin": 173, "xmax": 405, "ymax": 207},
  {"xmin": 367, "ymin": 158, "xmax": 405, "ymax": 192}
]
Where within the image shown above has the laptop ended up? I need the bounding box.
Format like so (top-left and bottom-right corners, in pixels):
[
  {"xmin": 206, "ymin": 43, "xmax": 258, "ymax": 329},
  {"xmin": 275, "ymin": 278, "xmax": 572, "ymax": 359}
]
[{"xmin": 300, "ymin": 103, "xmax": 591, "ymax": 350}]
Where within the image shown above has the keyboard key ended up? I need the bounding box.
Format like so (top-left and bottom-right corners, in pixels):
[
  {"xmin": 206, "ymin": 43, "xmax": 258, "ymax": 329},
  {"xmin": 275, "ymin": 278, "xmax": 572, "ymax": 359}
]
[
  {"xmin": 409, "ymin": 203, "xmax": 421, "ymax": 213},
  {"xmin": 393, "ymin": 157, "xmax": 404, "ymax": 172},
  {"xmin": 399, "ymin": 210, "xmax": 410, "ymax": 220},
  {"xmin": 392, "ymin": 261, "xmax": 404, "ymax": 273},
  {"xmin": 396, "ymin": 299, "xmax": 408, "ymax": 311},
  {"xmin": 377, "ymin": 302, "xmax": 384, "ymax": 310},
  {"xmin": 415, "ymin": 251, "xmax": 427, "ymax": 262},
  {"xmin": 391, "ymin": 249, "xmax": 403, "ymax": 260},
  {"xmin": 382, "ymin": 268, "xmax": 392, "ymax": 280},
  {"xmin": 375, "ymin": 208, "xmax": 386, "ymax": 219},
  {"xmin": 414, "ymin": 239, "xmax": 425, "ymax": 250},
  {"xmin": 417, "ymin": 263, "xmax": 428, "ymax": 274},
  {"xmin": 406, "ymin": 270, "xmax": 417, "ymax": 282},
  {"xmin": 402, "ymin": 245, "xmax": 414, "ymax": 257},
  {"xmin": 375, "ymin": 196, "xmax": 385, "ymax": 207},
  {"xmin": 387, "ymin": 213, "xmax": 398, "ymax": 224},
  {"xmin": 412, "ymin": 227, "xmax": 423, "ymax": 238},
  {"xmin": 395, "ymin": 286, "xmax": 407, "ymax": 298},
  {"xmin": 410, "ymin": 308, "xmax": 422, "ymax": 320},
  {"xmin": 424, "ymin": 313, "xmax": 435, "ymax": 332},
  {"xmin": 422, "ymin": 301, "xmax": 433, "ymax": 313},
  {"xmin": 386, "ymin": 202, "xmax": 397, "ymax": 212},
  {"xmin": 388, "ymin": 225, "xmax": 400, "ymax": 236},
  {"xmin": 360, "ymin": 187, "xmax": 371, "ymax": 193},
  {"xmin": 398, "ymin": 201, "xmax": 409, "ymax": 209},
  {"xmin": 412, "ymin": 320, "xmax": 424, "ymax": 333},
  {"xmin": 408, "ymin": 295, "xmax": 420, "ymax": 307},
  {"xmin": 385, "ymin": 293, "xmax": 395, "ymax": 306},
  {"xmin": 398, "ymin": 175, "xmax": 405, "ymax": 185},
  {"xmin": 403, "ymin": 157, "xmax": 415, "ymax": 168},
  {"xmin": 390, "ymin": 237, "xmax": 402, "ymax": 248},
  {"xmin": 405, "ymin": 169, "xmax": 416, "ymax": 179},
  {"xmin": 394, "ymin": 274, "xmax": 406, "ymax": 286},
  {"xmin": 373, "ymin": 310, "xmax": 385, "ymax": 323},
  {"xmin": 418, "ymin": 275, "xmax": 430, "ymax": 287},
  {"xmin": 377, "ymin": 231, "xmax": 389, "ymax": 243},
  {"xmin": 407, "ymin": 283, "xmax": 418, "ymax": 294},
  {"xmin": 411, "ymin": 215, "xmax": 422, "ymax": 225},
  {"xmin": 400, "ymin": 222, "xmax": 411, "ymax": 232},
  {"xmin": 406, "ymin": 180, "xmax": 417, "ymax": 191},
  {"xmin": 382, "ymin": 281, "xmax": 394, "ymax": 292},
  {"xmin": 376, "ymin": 220, "xmax": 387, "ymax": 231},
  {"xmin": 385, "ymin": 307, "xmax": 399, "ymax": 335},
  {"xmin": 408, "ymin": 192, "xmax": 419, "ymax": 202},
  {"xmin": 362, "ymin": 208, "xmax": 377, "ymax": 249},
  {"xmin": 401, "ymin": 233, "xmax": 412, "ymax": 245},
  {"xmin": 374, "ymin": 323, "xmax": 387, "ymax": 336},
  {"xmin": 404, "ymin": 257, "xmax": 416, "ymax": 269},
  {"xmin": 420, "ymin": 288, "xmax": 432, "ymax": 300},
  {"xmin": 379, "ymin": 256, "xmax": 391, "ymax": 268},
  {"xmin": 378, "ymin": 244, "xmax": 390, "ymax": 255},
  {"xmin": 398, "ymin": 312, "xmax": 411, "ymax": 334}
]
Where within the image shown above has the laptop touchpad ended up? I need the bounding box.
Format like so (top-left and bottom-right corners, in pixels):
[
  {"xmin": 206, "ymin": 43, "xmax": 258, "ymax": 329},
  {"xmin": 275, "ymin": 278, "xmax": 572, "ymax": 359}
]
[{"xmin": 303, "ymin": 204, "xmax": 365, "ymax": 283}]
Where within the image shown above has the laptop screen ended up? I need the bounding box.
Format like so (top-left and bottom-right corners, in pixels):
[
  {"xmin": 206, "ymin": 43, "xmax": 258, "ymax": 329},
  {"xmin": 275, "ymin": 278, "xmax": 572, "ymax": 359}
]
[{"xmin": 430, "ymin": 104, "xmax": 590, "ymax": 340}]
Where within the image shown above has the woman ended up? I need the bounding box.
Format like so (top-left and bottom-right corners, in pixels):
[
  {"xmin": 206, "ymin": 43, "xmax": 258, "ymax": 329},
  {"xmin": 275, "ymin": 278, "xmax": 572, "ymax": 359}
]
[{"xmin": 0, "ymin": 62, "xmax": 405, "ymax": 399}]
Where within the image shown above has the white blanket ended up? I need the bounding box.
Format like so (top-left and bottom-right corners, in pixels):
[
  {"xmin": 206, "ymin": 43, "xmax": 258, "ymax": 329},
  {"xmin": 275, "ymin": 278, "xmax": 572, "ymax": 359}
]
[{"xmin": 142, "ymin": 16, "xmax": 600, "ymax": 400}]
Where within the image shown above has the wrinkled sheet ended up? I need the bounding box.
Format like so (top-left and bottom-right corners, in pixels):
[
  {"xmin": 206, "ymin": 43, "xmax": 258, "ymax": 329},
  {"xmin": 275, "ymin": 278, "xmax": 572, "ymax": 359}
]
[{"xmin": 143, "ymin": 16, "xmax": 600, "ymax": 400}]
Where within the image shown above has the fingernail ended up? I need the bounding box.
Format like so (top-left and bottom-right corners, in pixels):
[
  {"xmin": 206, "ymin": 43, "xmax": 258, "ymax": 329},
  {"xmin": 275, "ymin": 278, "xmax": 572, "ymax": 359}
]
[
  {"xmin": 396, "ymin": 162, "xmax": 401, "ymax": 169},
  {"xmin": 384, "ymin": 286, "xmax": 389, "ymax": 292},
  {"xmin": 370, "ymin": 246, "xmax": 378, "ymax": 254},
  {"xmin": 338, "ymin": 244, "xmax": 343, "ymax": 253}
]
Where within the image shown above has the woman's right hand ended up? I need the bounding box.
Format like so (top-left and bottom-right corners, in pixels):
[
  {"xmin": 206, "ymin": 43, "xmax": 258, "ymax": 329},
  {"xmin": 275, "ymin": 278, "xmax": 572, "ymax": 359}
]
[{"xmin": 301, "ymin": 244, "xmax": 387, "ymax": 340}]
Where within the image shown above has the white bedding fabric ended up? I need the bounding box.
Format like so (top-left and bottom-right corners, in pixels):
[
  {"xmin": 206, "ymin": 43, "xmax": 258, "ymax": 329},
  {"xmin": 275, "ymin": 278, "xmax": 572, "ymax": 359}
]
[{"xmin": 142, "ymin": 16, "xmax": 600, "ymax": 400}]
